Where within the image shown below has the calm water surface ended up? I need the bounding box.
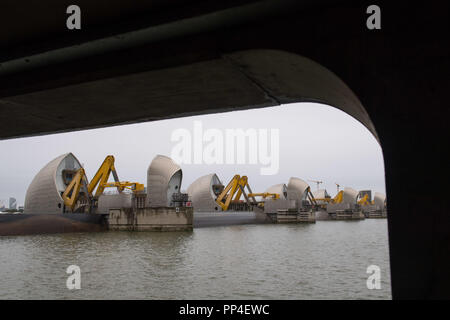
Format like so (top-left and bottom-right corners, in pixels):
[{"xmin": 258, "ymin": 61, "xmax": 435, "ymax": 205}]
[{"xmin": 0, "ymin": 219, "xmax": 391, "ymax": 299}]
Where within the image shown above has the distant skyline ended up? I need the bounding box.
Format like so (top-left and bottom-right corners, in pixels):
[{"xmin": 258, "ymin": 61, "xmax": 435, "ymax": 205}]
[{"xmin": 0, "ymin": 103, "xmax": 385, "ymax": 206}]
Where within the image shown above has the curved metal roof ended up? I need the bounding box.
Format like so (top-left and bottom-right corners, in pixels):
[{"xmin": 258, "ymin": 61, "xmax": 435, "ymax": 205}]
[
  {"xmin": 374, "ymin": 192, "xmax": 386, "ymax": 208},
  {"xmin": 342, "ymin": 187, "xmax": 359, "ymax": 204},
  {"xmin": 312, "ymin": 189, "xmax": 330, "ymax": 199},
  {"xmin": 287, "ymin": 177, "xmax": 310, "ymax": 201},
  {"xmin": 265, "ymin": 183, "xmax": 287, "ymax": 200},
  {"xmin": 146, "ymin": 155, "xmax": 182, "ymax": 207},
  {"xmin": 24, "ymin": 153, "xmax": 82, "ymax": 214},
  {"xmin": 187, "ymin": 173, "xmax": 223, "ymax": 212}
]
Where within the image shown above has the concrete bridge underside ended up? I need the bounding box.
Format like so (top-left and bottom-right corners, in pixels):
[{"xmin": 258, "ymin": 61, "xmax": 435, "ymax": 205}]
[{"xmin": 1, "ymin": 1, "xmax": 449, "ymax": 298}]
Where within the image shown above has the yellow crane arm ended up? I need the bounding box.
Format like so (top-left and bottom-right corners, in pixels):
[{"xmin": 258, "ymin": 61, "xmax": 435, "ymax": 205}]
[
  {"xmin": 215, "ymin": 174, "xmax": 241, "ymax": 211},
  {"xmin": 62, "ymin": 168, "xmax": 88, "ymax": 212},
  {"xmin": 247, "ymin": 192, "xmax": 280, "ymax": 199},
  {"xmin": 61, "ymin": 155, "xmax": 145, "ymax": 213},
  {"xmin": 357, "ymin": 194, "xmax": 370, "ymax": 206},
  {"xmin": 100, "ymin": 181, "xmax": 145, "ymax": 193},
  {"xmin": 88, "ymin": 155, "xmax": 121, "ymax": 197},
  {"xmin": 332, "ymin": 190, "xmax": 343, "ymax": 204},
  {"xmin": 216, "ymin": 175, "xmax": 261, "ymax": 211},
  {"xmin": 234, "ymin": 176, "xmax": 248, "ymax": 202},
  {"xmin": 314, "ymin": 197, "xmax": 331, "ymax": 202}
]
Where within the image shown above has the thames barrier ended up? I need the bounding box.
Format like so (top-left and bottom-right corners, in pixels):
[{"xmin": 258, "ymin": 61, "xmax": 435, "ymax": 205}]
[{"xmin": 0, "ymin": 153, "xmax": 386, "ymax": 236}]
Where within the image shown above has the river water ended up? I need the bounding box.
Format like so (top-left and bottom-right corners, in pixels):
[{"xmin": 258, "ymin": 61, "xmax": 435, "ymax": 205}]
[{"xmin": 0, "ymin": 218, "xmax": 391, "ymax": 299}]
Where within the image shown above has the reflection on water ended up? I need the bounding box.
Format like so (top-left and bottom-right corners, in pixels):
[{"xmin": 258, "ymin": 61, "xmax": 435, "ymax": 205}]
[{"xmin": 0, "ymin": 219, "xmax": 391, "ymax": 299}]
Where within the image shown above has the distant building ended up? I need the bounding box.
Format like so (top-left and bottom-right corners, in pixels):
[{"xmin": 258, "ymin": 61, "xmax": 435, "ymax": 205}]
[
  {"xmin": 9, "ymin": 197, "xmax": 17, "ymax": 210},
  {"xmin": 0, "ymin": 200, "xmax": 5, "ymax": 211}
]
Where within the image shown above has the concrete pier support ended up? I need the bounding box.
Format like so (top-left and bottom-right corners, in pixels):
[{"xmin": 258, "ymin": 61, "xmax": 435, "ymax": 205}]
[
  {"xmin": 365, "ymin": 210, "xmax": 388, "ymax": 219},
  {"xmin": 335, "ymin": 210, "xmax": 365, "ymax": 220},
  {"xmin": 108, "ymin": 207, "xmax": 193, "ymax": 231},
  {"xmin": 274, "ymin": 209, "xmax": 315, "ymax": 223}
]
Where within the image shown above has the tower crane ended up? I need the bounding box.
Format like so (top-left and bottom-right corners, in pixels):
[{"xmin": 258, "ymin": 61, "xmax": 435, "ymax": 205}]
[
  {"xmin": 308, "ymin": 180, "xmax": 323, "ymax": 191},
  {"xmin": 335, "ymin": 183, "xmax": 340, "ymax": 193},
  {"xmin": 311, "ymin": 188, "xmax": 342, "ymax": 207}
]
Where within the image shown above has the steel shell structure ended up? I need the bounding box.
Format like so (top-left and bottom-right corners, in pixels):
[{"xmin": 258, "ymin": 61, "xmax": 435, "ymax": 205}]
[
  {"xmin": 342, "ymin": 187, "xmax": 359, "ymax": 205},
  {"xmin": 374, "ymin": 192, "xmax": 387, "ymax": 210},
  {"xmin": 187, "ymin": 173, "xmax": 223, "ymax": 212},
  {"xmin": 287, "ymin": 177, "xmax": 310, "ymax": 203},
  {"xmin": 24, "ymin": 153, "xmax": 82, "ymax": 214},
  {"xmin": 146, "ymin": 155, "xmax": 182, "ymax": 207},
  {"xmin": 265, "ymin": 183, "xmax": 288, "ymax": 200}
]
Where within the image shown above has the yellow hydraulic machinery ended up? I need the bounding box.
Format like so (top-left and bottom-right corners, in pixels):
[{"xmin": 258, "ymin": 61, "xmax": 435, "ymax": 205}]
[
  {"xmin": 215, "ymin": 175, "xmax": 279, "ymax": 211},
  {"xmin": 247, "ymin": 192, "xmax": 280, "ymax": 200},
  {"xmin": 88, "ymin": 155, "xmax": 121, "ymax": 198},
  {"xmin": 100, "ymin": 181, "xmax": 144, "ymax": 193},
  {"xmin": 332, "ymin": 190, "xmax": 343, "ymax": 204},
  {"xmin": 216, "ymin": 175, "xmax": 250, "ymax": 211},
  {"xmin": 313, "ymin": 190, "xmax": 343, "ymax": 206},
  {"xmin": 61, "ymin": 168, "xmax": 90, "ymax": 212},
  {"xmin": 61, "ymin": 155, "xmax": 143, "ymax": 213},
  {"xmin": 247, "ymin": 192, "xmax": 280, "ymax": 210},
  {"xmin": 357, "ymin": 193, "xmax": 370, "ymax": 206}
]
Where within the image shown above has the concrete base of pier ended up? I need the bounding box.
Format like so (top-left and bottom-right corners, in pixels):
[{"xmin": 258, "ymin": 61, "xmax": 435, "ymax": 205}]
[
  {"xmin": 315, "ymin": 210, "xmax": 333, "ymax": 221},
  {"xmin": 334, "ymin": 210, "xmax": 365, "ymax": 220},
  {"xmin": 364, "ymin": 210, "xmax": 388, "ymax": 219},
  {"xmin": 272, "ymin": 209, "xmax": 315, "ymax": 223},
  {"xmin": 108, "ymin": 207, "xmax": 193, "ymax": 231}
]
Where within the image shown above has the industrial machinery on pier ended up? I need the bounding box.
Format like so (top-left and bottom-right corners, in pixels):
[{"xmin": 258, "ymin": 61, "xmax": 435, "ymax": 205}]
[
  {"xmin": 215, "ymin": 174, "xmax": 279, "ymax": 211},
  {"xmin": 62, "ymin": 155, "xmax": 144, "ymax": 213},
  {"xmin": 312, "ymin": 189, "xmax": 343, "ymax": 209}
]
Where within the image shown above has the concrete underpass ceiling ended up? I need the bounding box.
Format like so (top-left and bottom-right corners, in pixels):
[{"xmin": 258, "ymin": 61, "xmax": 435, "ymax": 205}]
[
  {"xmin": 0, "ymin": 57, "xmax": 275, "ymax": 139},
  {"xmin": 2, "ymin": 1, "xmax": 378, "ymax": 141},
  {"xmin": 0, "ymin": 50, "xmax": 375, "ymax": 141},
  {"xmin": 1, "ymin": 0, "xmax": 260, "ymax": 60}
]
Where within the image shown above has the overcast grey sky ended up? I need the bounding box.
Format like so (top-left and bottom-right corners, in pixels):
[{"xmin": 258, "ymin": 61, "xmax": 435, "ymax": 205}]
[{"xmin": 0, "ymin": 103, "xmax": 385, "ymax": 207}]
